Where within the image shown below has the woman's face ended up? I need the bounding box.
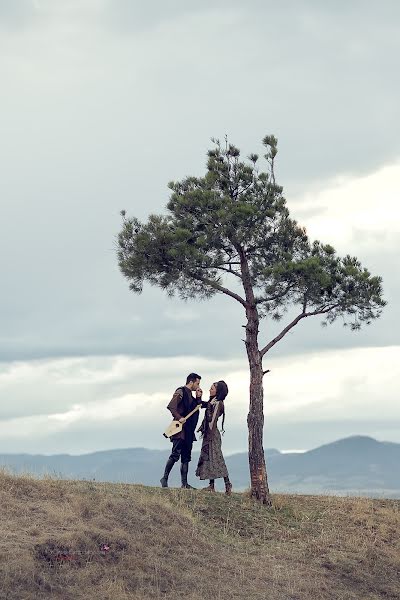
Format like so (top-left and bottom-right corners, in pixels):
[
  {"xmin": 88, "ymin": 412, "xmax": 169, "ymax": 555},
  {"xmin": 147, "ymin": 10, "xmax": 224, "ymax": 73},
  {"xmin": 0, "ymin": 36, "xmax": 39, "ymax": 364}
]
[{"xmin": 209, "ymin": 382, "xmax": 217, "ymax": 397}]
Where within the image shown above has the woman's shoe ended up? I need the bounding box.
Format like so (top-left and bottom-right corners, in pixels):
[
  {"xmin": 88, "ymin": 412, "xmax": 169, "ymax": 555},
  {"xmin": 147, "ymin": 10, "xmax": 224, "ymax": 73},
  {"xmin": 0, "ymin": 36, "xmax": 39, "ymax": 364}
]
[
  {"xmin": 201, "ymin": 485, "xmax": 216, "ymax": 492},
  {"xmin": 225, "ymin": 482, "xmax": 232, "ymax": 495}
]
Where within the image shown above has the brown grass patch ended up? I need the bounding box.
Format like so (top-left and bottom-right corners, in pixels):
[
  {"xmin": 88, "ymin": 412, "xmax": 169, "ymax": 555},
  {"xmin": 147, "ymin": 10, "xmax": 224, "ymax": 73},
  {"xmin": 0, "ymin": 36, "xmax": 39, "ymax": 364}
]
[{"xmin": 0, "ymin": 471, "xmax": 398, "ymax": 599}]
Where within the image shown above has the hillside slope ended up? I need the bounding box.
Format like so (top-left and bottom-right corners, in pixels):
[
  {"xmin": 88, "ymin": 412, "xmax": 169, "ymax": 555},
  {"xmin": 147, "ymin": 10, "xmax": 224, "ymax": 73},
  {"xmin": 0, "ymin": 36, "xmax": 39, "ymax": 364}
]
[{"xmin": 0, "ymin": 471, "xmax": 398, "ymax": 600}]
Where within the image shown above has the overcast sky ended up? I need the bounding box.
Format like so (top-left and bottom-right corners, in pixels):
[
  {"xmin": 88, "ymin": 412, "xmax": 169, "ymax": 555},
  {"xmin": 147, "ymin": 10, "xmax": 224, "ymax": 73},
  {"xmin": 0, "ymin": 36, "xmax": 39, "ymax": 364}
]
[{"xmin": 0, "ymin": 0, "xmax": 399, "ymax": 456}]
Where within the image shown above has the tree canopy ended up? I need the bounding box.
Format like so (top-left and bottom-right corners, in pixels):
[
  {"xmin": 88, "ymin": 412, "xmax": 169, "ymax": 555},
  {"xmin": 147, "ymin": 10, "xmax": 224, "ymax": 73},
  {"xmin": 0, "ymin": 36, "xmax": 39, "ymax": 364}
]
[{"xmin": 118, "ymin": 136, "xmax": 385, "ymax": 350}]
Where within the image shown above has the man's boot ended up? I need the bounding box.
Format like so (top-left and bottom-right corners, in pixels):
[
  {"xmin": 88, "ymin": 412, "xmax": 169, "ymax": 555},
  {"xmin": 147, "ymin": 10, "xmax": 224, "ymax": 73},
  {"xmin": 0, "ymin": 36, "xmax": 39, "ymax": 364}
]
[
  {"xmin": 181, "ymin": 462, "xmax": 196, "ymax": 489},
  {"xmin": 160, "ymin": 457, "xmax": 175, "ymax": 488}
]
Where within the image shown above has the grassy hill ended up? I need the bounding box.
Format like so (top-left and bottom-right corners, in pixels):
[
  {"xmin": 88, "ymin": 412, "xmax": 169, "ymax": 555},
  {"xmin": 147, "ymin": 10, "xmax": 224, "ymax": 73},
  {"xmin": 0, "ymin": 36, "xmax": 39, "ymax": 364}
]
[{"xmin": 0, "ymin": 470, "xmax": 399, "ymax": 600}]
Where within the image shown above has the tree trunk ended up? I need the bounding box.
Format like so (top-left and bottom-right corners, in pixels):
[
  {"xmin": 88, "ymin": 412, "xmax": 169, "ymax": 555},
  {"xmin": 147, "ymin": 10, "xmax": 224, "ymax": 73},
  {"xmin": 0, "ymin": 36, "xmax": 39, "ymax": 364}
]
[
  {"xmin": 236, "ymin": 242, "xmax": 272, "ymax": 506},
  {"xmin": 245, "ymin": 307, "xmax": 272, "ymax": 506}
]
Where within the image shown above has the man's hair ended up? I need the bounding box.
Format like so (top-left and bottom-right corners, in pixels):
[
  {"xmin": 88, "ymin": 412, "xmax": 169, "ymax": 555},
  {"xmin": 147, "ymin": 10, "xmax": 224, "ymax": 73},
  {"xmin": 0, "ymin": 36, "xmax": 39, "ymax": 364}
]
[{"xmin": 186, "ymin": 372, "xmax": 201, "ymax": 384}]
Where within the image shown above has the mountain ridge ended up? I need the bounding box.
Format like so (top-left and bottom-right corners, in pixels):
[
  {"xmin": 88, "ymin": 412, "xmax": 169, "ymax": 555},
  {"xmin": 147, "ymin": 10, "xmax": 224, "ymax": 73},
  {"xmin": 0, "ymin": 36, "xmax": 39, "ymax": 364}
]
[{"xmin": 0, "ymin": 435, "xmax": 399, "ymax": 498}]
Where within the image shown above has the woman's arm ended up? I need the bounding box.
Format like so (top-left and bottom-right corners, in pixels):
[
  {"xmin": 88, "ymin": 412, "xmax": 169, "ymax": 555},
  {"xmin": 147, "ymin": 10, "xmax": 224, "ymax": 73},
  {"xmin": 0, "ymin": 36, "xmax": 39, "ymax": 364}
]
[{"xmin": 209, "ymin": 401, "xmax": 221, "ymax": 431}]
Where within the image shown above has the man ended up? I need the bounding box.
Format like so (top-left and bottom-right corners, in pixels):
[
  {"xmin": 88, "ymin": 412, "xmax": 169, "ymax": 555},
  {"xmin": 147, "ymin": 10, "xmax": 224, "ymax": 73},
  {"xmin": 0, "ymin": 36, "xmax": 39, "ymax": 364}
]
[{"xmin": 160, "ymin": 373, "xmax": 203, "ymax": 489}]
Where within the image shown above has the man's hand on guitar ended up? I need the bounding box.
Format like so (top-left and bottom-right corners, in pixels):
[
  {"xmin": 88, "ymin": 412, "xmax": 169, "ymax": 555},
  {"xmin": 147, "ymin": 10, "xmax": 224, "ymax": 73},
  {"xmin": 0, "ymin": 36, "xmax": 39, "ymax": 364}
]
[{"xmin": 179, "ymin": 417, "xmax": 185, "ymax": 423}]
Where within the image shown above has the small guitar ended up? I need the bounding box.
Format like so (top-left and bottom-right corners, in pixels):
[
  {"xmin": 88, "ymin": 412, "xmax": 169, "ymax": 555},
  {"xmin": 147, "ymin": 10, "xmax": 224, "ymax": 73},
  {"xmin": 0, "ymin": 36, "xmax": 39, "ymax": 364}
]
[{"xmin": 163, "ymin": 404, "xmax": 201, "ymax": 438}]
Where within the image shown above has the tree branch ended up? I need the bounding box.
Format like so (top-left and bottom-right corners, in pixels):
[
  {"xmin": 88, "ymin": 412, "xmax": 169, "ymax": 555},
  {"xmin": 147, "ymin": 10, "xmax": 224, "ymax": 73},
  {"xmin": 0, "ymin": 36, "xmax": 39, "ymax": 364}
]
[
  {"xmin": 260, "ymin": 313, "xmax": 306, "ymax": 356},
  {"xmin": 215, "ymin": 265, "xmax": 243, "ymax": 279},
  {"xmin": 255, "ymin": 282, "xmax": 296, "ymax": 304},
  {"xmin": 237, "ymin": 180, "xmax": 255, "ymax": 198},
  {"xmin": 260, "ymin": 305, "xmax": 338, "ymax": 356},
  {"xmin": 197, "ymin": 275, "xmax": 247, "ymax": 307}
]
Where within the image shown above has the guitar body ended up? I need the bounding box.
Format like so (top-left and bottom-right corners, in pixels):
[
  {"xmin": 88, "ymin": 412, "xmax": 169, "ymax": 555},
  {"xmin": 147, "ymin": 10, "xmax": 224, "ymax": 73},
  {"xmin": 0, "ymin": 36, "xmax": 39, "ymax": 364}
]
[
  {"xmin": 162, "ymin": 403, "xmax": 201, "ymax": 439},
  {"xmin": 163, "ymin": 420, "xmax": 183, "ymax": 439}
]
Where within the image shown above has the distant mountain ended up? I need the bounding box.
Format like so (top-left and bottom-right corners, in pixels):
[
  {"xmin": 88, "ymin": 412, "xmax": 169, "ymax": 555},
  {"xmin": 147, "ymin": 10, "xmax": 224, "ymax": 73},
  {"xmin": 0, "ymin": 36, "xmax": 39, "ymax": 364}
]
[
  {"xmin": 0, "ymin": 436, "xmax": 399, "ymax": 498},
  {"xmin": 228, "ymin": 436, "xmax": 400, "ymax": 498}
]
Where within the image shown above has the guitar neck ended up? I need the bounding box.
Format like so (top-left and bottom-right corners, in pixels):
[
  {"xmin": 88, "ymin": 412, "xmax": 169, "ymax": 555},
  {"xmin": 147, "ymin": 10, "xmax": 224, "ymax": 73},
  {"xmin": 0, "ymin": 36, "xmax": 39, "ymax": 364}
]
[{"xmin": 184, "ymin": 403, "xmax": 200, "ymax": 421}]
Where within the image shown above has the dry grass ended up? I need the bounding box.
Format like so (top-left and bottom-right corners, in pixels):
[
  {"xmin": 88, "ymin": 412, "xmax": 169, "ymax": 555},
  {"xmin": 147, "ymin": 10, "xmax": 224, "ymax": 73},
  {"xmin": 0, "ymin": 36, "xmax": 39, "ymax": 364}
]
[{"xmin": 0, "ymin": 470, "xmax": 398, "ymax": 600}]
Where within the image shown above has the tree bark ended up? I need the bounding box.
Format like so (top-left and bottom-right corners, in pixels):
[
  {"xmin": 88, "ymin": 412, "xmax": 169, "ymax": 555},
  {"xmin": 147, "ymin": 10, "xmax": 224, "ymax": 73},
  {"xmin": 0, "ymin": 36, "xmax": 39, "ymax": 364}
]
[
  {"xmin": 245, "ymin": 306, "xmax": 272, "ymax": 505},
  {"xmin": 235, "ymin": 243, "xmax": 272, "ymax": 505}
]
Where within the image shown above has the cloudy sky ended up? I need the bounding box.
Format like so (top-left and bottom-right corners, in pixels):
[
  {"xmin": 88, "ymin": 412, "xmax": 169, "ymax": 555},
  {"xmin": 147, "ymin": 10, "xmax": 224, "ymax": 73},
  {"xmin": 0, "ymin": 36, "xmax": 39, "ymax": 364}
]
[{"xmin": 0, "ymin": 0, "xmax": 399, "ymax": 456}]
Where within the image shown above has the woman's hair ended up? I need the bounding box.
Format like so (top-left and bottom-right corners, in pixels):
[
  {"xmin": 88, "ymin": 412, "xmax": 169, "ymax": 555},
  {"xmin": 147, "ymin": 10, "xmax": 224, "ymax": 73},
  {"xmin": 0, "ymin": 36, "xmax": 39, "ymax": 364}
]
[
  {"xmin": 215, "ymin": 380, "xmax": 228, "ymax": 433},
  {"xmin": 215, "ymin": 380, "xmax": 228, "ymax": 401}
]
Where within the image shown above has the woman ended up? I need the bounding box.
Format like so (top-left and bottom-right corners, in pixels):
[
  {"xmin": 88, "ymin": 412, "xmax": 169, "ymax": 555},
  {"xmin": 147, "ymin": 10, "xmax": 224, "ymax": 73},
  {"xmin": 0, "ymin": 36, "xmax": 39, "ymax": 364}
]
[{"xmin": 195, "ymin": 380, "xmax": 232, "ymax": 495}]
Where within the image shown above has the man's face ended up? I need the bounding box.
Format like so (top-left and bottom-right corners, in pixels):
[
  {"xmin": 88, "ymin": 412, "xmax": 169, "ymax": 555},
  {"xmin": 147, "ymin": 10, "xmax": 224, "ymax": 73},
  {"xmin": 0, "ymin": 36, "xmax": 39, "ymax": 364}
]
[{"xmin": 192, "ymin": 378, "xmax": 201, "ymax": 391}]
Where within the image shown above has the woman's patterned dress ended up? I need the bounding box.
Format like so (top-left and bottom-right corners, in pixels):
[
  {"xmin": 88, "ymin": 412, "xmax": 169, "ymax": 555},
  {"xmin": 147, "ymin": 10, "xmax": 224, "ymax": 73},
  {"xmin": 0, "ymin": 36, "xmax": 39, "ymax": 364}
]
[{"xmin": 195, "ymin": 399, "xmax": 229, "ymax": 480}]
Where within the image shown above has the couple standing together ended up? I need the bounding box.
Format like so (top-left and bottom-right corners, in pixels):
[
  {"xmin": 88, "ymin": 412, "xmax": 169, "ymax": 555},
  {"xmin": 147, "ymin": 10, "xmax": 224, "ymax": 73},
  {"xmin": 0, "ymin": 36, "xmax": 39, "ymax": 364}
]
[{"xmin": 160, "ymin": 372, "xmax": 232, "ymax": 494}]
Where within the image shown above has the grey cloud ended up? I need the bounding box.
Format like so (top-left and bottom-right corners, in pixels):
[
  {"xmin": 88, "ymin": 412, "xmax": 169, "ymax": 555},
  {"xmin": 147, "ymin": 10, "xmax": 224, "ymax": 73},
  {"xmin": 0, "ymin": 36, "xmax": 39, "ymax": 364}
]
[
  {"xmin": 0, "ymin": 345, "xmax": 398, "ymax": 454},
  {"xmin": 104, "ymin": 0, "xmax": 208, "ymax": 33},
  {"xmin": 0, "ymin": 0, "xmax": 398, "ymax": 363},
  {"xmin": 104, "ymin": 0, "xmax": 400, "ymax": 181},
  {"xmin": 0, "ymin": 354, "xmax": 244, "ymax": 420},
  {"xmin": 0, "ymin": 0, "xmax": 36, "ymax": 28}
]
